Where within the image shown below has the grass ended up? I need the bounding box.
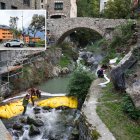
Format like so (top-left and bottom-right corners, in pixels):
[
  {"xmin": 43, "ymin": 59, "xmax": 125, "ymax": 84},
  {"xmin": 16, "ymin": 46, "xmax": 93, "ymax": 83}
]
[
  {"xmin": 58, "ymin": 56, "xmax": 70, "ymax": 67},
  {"xmin": 96, "ymin": 83, "xmax": 140, "ymax": 140}
]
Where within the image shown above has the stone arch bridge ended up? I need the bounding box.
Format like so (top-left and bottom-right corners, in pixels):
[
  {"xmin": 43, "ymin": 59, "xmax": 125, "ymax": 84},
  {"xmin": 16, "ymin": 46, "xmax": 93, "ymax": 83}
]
[{"xmin": 47, "ymin": 17, "xmax": 130, "ymax": 44}]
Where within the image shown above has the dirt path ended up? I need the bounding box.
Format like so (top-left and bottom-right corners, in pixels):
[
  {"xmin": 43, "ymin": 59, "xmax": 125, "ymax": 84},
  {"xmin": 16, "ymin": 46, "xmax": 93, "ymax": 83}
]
[{"xmin": 82, "ymin": 78, "xmax": 116, "ymax": 140}]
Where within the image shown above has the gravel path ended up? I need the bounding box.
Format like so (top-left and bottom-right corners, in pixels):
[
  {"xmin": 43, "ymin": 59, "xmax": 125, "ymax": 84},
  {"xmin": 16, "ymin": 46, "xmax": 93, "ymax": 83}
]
[{"xmin": 82, "ymin": 78, "xmax": 116, "ymax": 140}]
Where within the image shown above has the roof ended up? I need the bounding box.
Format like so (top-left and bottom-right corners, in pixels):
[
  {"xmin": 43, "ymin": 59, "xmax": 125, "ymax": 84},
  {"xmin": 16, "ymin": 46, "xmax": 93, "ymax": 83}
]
[{"xmin": 0, "ymin": 25, "xmax": 11, "ymax": 30}]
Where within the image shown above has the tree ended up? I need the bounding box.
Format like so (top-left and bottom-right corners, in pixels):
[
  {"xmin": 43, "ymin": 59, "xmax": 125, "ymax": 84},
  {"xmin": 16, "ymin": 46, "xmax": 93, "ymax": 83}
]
[
  {"xmin": 9, "ymin": 17, "xmax": 21, "ymax": 38},
  {"xmin": 103, "ymin": 0, "xmax": 131, "ymax": 19},
  {"xmin": 77, "ymin": 0, "xmax": 100, "ymax": 17},
  {"xmin": 29, "ymin": 14, "xmax": 45, "ymax": 37},
  {"xmin": 68, "ymin": 68, "xmax": 93, "ymax": 107}
]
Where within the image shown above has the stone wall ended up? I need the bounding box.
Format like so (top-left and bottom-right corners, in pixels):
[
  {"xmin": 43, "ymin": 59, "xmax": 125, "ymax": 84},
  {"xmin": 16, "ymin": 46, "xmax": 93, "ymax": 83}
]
[
  {"xmin": 47, "ymin": 18, "xmax": 128, "ymax": 44},
  {"xmin": 79, "ymin": 113, "xmax": 95, "ymax": 140},
  {"xmin": 0, "ymin": 48, "xmax": 62, "ymax": 98}
]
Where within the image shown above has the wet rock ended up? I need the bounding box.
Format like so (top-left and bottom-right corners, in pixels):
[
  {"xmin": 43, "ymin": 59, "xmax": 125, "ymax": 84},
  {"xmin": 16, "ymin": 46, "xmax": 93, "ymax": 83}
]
[
  {"xmin": 35, "ymin": 119, "xmax": 44, "ymax": 126},
  {"xmin": 33, "ymin": 107, "xmax": 41, "ymax": 114},
  {"xmin": 42, "ymin": 106, "xmax": 52, "ymax": 111},
  {"xmin": 13, "ymin": 123, "xmax": 23, "ymax": 130},
  {"xmin": 13, "ymin": 130, "xmax": 23, "ymax": 137},
  {"xmin": 55, "ymin": 106, "xmax": 69, "ymax": 110},
  {"xmin": 29, "ymin": 125, "xmax": 40, "ymax": 136},
  {"xmin": 19, "ymin": 117, "xmax": 27, "ymax": 124},
  {"xmin": 27, "ymin": 117, "xmax": 44, "ymax": 127},
  {"xmin": 22, "ymin": 138, "xmax": 29, "ymax": 140}
]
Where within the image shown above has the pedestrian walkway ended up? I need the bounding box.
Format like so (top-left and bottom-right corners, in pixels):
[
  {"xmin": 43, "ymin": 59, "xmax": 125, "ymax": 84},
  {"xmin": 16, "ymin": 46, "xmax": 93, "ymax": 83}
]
[
  {"xmin": 0, "ymin": 119, "xmax": 13, "ymax": 140},
  {"xmin": 82, "ymin": 77, "xmax": 116, "ymax": 140}
]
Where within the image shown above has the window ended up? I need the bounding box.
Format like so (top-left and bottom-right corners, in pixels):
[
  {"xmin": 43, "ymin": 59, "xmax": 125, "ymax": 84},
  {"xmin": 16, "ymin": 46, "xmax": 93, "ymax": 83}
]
[
  {"xmin": 41, "ymin": 0, "xmax": 43, "ymax": 3},
  {"xmin": 11, "ymin": 6, "xmax": 17, "ymax": 9},
  {"xmin": 0, "ymin": 2, "xmax": 6, "ymax": 9},
  {"xmin": 54, "ymin": 2, "xmax": 63, "ymax": 10},
  {"xmin": 41, "ymin": 5, "xmax": 43, "ymax": 8},
  {"xmin": 23, "ymin": 0, "xmax": 30, "ymax": 6}
]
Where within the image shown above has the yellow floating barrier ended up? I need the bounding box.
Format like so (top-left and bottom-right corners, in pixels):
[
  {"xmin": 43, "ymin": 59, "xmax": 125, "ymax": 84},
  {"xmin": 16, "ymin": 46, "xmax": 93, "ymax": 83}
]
[
  {"xmin": 0, "ymin": 96, "xmax": 78, "ymax": 119},
  {"xmin": 0, "ymin": 96, "xmax": 38, "ymax": 119},
  {"xmin": 37, "ymin": 96, "xmax": 78, "ymax": 109}
]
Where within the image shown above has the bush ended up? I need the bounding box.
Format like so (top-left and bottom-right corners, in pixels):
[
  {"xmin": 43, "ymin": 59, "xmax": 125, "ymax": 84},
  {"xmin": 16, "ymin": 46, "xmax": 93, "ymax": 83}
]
[
  {"xmin": 122, "ymin": 95, "xmax": 140, "ymax": 120},
  {"xmin": 102, "ymin": 22, "xmax": 134, "ymax": 64},
  {"xmin": 68, "ymin": 68, "xmax": 93, "ymax": 103},
  {"xmin": 57, "ymin": 42, "xmax": 78, "ymax": 61},
  {"xmin": 58, "ymin": 56, "xmax": 70, "ymax": 67}
]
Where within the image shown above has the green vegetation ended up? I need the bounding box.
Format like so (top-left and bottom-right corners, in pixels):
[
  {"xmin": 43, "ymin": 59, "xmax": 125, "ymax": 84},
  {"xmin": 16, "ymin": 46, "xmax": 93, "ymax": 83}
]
[
  {"xmin": 58, "ymin": 56, "xmax": 70, "ymax": 67},
  {"xmin": 97, "ymin": 83, "xmax": 140, "ymax": 140},
  {"xmin": 68, "ymin": 68, "xmax": 93, "ymax": 102},
  {"xmin": 102, "ymin": 22, "xmax": 134, "ymax": 64},
  {"xmin": 10, "ymin": 62, "xmax": 48, "ymax": 91},
  {"xmin": 77, "ymin": 0, "xmax": 100, "ymax": 17},
  {"xmin": 87, "ymin": 39, "xmax": 108, "ymax": 53},
  {"xmin": 103, "ymin": 0, "xmax": 131, "ymax": 19},
  {"xmin": 36, "ymin": 40, "xmax": 45, "ymax": 47},
  {"xmin": 70, "ymin": 29, "xmax": 102, "ymax": 47},
  {"xmin": 57, "ymin": 42, "xmax": 78, "ymax": 61},
  {"xmin": 91, "ymin": 129, "xmax": 101, "ymax": 140},
  {"xmin": 122, "ymin": 95, "xmax": 140, "ymax": 120}
]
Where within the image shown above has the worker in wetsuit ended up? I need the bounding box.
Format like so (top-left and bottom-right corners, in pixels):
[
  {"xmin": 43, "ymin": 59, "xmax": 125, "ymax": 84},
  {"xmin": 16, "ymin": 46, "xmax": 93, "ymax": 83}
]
[{"xmin": 22, "ymin": 94, "xmax": 30, "ymax": 115}]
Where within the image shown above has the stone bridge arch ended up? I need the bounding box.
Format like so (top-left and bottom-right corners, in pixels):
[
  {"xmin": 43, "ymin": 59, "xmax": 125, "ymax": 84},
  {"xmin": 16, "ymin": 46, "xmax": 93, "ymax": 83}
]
[{"xmin": 47, "ymin": 17, "xmax": 129, "ymax": 44}]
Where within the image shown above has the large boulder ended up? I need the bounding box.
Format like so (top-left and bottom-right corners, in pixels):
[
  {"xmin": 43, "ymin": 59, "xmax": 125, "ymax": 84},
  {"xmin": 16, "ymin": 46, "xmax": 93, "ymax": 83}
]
[
  {"xmin": 111, "ymin": 51, "xmax": 137, "ymax": 91},
  {"xmin": 27, "ymin": 117, "xmax": 44, "ymax": 127},
  {"xmin": 126, "ymin": 80, "xmax": 140, "ymax": 109},
  {"xmin": 13, "ymin": 123, "xmax": 23, "ymax": 130}
]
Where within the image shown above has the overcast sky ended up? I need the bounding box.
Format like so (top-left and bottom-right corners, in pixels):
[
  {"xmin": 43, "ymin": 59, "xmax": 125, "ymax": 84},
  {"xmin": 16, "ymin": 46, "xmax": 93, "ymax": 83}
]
[{"xmin": 0, "ymin": 10, "xmax": 46, "ymax": 30}]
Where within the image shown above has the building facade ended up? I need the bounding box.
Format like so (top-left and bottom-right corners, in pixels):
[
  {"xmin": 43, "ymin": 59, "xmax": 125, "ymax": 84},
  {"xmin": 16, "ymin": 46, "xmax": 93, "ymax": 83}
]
[
  {"xmin": 0, "ymin": 25, "xmax": 13, "ymax": 42},
  {"xmin": 100, "ymin": 0, "xmax": 108, "ymax": 12},
  {"xmin": 46, "ymin": 0, "xmax": 77, "ymax": 19}
]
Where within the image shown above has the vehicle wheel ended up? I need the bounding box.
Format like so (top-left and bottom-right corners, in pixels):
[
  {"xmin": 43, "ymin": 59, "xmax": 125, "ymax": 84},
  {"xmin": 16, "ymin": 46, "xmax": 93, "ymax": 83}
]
[
  {"xmin": 20, "ymin": 44, "xmax": 23, "ymax": 48},
  {"xmin": 6, "ymin": 43, "xmax": 10, "ymax": 47}
]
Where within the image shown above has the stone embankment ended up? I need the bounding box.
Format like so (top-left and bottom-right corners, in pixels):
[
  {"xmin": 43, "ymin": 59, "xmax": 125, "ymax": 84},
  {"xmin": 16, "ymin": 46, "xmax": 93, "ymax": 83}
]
[
  {"xmin": 0, "ymin": 119, "xmax": 13, "ymax": 140},
  {"xmin": 79, "ymin": 78, "xmax": 116, "ymax": 140}
]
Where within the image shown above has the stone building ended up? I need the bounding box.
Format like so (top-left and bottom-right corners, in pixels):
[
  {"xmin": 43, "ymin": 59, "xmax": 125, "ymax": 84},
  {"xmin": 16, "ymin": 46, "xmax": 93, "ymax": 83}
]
[
  {"xmin": 46, "ymin": 0, "xmax": 77, "ymax": 19},
  {"xmin": 0, "ymin": 0, "xmax": 42, "ymax": 9}
]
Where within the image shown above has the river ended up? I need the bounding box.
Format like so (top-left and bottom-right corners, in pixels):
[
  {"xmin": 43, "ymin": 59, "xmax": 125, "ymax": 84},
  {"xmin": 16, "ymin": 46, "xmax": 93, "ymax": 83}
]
[
  {"xmin": 2, "ymin": 74, "xmax": 80, "ymax": 140},
  {"xmin": 37, "ymin": 75, "xmax": 71, "ymax": 94}
]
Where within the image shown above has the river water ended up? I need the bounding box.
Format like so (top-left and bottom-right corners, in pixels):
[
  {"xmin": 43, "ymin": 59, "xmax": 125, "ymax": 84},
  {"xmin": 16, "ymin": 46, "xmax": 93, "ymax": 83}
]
[
  {"xmin": 37, "ymin": 75, "xmax": 71, "ymax": 94},
  {"xmin": 2, "ymin": 74, "xmax": 81, "ymax": 140}
]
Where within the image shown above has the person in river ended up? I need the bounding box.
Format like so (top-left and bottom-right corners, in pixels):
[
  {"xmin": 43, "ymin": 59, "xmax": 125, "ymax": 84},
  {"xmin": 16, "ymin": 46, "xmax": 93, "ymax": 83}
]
[
  {"xmin": 27, "ymin": 87, "xmax": 36, "ymax": 106},
  {"xmin": 22, "ymin": 94, "xmax": 30, "ymax": 115},
  {"xmin": 27, "ymin": 88, "xmax": 41, "ymax": 106},
  {"xmin": 97, "ymin": 67, "xmax": 105, "ymax": 78}
]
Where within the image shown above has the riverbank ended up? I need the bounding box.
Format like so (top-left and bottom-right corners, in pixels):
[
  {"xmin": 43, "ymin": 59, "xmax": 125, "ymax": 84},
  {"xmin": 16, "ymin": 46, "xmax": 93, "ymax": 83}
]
[
  {"xmin": 96, "ymin": 83, "xmax": 140, "ymax": 140},
  {"xmin": 79, "ymin": 77, "xmax": 116, "ymax": 140}
]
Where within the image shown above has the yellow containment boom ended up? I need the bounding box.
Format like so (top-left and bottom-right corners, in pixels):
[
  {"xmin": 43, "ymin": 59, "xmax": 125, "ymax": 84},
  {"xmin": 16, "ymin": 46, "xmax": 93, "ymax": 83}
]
[
  {"xmin": 0, "ymin": 96, "xmax": 38, "ymax": 119},
  {"xmin": 0, "ymin": 96, "xmax": 78, "ymax": 119},
  {"xmin": 37, "ymin": 96, "xmax": 78, "ymax": 109}
]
